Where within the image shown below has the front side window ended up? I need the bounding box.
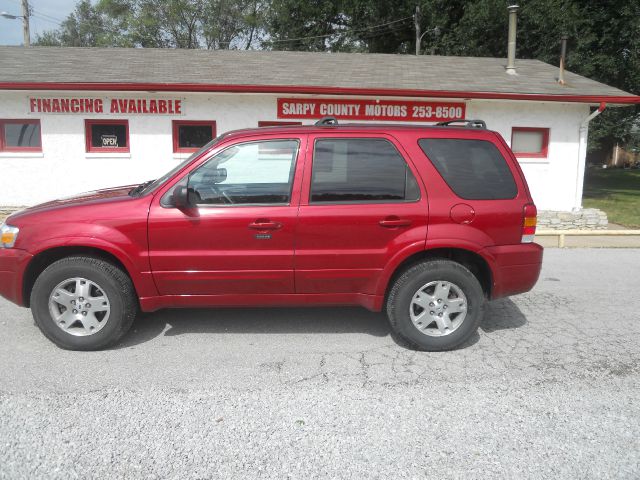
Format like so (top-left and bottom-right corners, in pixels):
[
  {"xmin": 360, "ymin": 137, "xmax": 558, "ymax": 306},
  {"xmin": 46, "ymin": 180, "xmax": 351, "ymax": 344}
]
[
  {"xmin": 310, "ymin": 138, "xmax": 420, "ymax": 203},
  {"xmin": 418, "ymin": 138, "xmax": 517, "ymax": 200},
  {"xmin": 0, "ymin": 119, "xmax": 42, "ymax": 152},
  {"xmin": 85, "ymin": 119, "xmax": 129, "ymax": 153},
  {"xmin": 173, "ymin": 121, "xmax": 216, "ymax": 153},
  {"xmin": 186, "ymin": 139, "xmax": 299, "ymax": 206}
]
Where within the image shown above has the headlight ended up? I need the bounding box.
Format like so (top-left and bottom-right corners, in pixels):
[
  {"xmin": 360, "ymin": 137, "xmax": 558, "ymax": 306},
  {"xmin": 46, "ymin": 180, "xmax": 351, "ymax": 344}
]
[{"xmin": 0, "ymin": 223, "xmax": 19, "ymax": 248}]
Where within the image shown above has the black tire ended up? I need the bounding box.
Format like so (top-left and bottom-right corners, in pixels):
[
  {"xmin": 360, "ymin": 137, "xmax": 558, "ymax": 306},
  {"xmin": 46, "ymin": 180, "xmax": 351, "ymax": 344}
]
[
  {"xmin": 386, "ymin": 259, "xmax": 484, "ymax": 351},
  {"xmin": 30, "ymin": 256, "xmax": 138, "ymax": 350}
]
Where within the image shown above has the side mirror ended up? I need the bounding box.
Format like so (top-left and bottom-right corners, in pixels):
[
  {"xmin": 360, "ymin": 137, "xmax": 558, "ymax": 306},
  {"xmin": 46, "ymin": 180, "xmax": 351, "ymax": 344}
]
[{"xmin": 172, "ymin": 184, "xmax": 191, "ymax": 208}]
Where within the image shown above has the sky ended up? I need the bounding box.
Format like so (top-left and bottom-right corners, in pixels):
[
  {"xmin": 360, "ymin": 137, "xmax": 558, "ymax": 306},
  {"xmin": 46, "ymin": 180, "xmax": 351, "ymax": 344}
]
[{"xmin": 0, "ymin": 0, "xmax": 76, "ymax": 45}]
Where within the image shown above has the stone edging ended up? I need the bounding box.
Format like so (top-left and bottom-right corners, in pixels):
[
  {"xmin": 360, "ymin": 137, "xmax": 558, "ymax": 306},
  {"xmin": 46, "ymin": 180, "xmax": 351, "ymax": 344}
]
[{"xmin": 537, "ymin": 208, "xmax": 608, "ymax": 230}]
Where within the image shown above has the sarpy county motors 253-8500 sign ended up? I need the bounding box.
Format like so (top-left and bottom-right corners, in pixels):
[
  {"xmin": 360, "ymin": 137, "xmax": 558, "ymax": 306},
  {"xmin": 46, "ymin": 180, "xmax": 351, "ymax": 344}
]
[{"xmin": 278, "ymin": 98, "xmax": 466, "ymax": 122}]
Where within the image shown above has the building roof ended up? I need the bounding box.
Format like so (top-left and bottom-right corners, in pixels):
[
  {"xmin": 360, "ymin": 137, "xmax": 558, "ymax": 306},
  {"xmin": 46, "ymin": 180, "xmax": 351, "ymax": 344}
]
[{"xmin": 0, "ymin": 46, "xmax": 637, "ymax": 104}]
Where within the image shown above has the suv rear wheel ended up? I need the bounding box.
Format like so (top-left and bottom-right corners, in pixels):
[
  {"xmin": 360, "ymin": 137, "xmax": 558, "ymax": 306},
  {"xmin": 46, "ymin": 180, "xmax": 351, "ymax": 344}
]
[
  {"xmin": 30, "ymin": 256, "xmax": 137, "ymax": 350},
  {"xmin": 386, "ymin": 259, "xmax": 484, "ymax": 351}
]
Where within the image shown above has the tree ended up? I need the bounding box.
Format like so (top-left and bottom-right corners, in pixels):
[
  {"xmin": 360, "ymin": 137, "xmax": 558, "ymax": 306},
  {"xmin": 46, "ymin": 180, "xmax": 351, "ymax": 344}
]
[
  {"xmin": 261, "ymin": 0, "xmax": 344, "ymax": 51},
  {"xmin": 35, "ymin": 0, "xmax": 265, "ymax": 49},
  {"xmin": 338, "ymin": 0, "xmax": 413, "ymax": 53},
  {"xmin": 34, "ymin": 0, "xmax": 111, "ymax": 47},
  {"xmin": 201, "ymin": 0, "xmax": 265, "ymax": 50}
]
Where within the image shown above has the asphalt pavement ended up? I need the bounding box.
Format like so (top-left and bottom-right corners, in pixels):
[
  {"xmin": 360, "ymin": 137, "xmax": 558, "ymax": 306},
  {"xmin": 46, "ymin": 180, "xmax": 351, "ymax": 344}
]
[{"xmin": 0, "ymin": 249, "xmax": 639, "ymax": 479}]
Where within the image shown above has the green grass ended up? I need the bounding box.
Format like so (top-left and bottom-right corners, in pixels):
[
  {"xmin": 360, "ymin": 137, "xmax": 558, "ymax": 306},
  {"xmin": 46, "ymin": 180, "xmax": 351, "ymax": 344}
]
[{"xmin": 583, "ymin": 168, "xmax": 640, "ymax": 228}]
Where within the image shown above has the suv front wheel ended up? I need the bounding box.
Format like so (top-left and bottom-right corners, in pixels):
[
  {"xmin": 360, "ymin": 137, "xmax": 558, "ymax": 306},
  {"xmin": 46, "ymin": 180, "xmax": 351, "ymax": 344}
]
[
  {"xmin": 30, "ymin": 256, "xmax": 138, "ymax": 350},
  {"xmin": 386, "ymin": 259, "xmax": 484, "ymax": 351}
]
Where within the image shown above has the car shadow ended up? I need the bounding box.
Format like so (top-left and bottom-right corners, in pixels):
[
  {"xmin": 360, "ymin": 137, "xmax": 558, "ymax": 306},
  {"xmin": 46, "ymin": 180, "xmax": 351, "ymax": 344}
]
[
  {"xmin": 115, "ymin": 298, "xmax": 528, "ymax": 350},
  {"xmin": 116, "ymin": 306, "xmax": 390, "ymax": 349},
  {"xmin": 480, "ymin": 298, "xmax": 528, "ymax": 333}
]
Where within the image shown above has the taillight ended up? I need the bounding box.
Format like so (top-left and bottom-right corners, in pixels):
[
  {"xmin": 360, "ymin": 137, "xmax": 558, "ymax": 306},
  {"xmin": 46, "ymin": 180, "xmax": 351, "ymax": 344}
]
[{"xmin": 522, "ymin": 203, "xmax": 537, "ymax": 243}]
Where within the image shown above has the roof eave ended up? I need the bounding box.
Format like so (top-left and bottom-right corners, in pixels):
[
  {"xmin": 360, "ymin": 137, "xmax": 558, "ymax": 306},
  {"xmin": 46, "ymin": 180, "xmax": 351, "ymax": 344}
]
[{"xmin": 0, "ymin": 82, "xmax": 638, "ymax": 105}]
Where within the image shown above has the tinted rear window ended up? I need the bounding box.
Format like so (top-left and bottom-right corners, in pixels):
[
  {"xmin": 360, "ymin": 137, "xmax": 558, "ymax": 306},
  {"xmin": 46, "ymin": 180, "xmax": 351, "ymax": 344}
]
[{"xmin": 418, "ymin": 138, "xmax": 517, "ymax": 200}]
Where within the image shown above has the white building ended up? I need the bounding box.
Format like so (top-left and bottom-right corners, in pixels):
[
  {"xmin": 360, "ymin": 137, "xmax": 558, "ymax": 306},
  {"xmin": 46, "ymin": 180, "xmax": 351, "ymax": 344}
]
[{"xmin": 0, "ymin": 47, "xmax": 637, "ymax": 213}]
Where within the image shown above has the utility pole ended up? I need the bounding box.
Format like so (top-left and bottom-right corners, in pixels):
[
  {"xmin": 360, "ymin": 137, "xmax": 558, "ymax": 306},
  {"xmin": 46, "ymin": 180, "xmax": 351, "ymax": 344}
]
[
  {"xmin": 21, "ymin": 0, "xmax": 30, "ymax": 47},
  {"xmin": 414, "ymin": 5, "xmax": 421, "ymax": 55}
]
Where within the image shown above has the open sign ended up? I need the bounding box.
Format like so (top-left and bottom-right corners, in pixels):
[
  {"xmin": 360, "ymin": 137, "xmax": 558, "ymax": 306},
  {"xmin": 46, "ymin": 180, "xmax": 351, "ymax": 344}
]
[{"xmin": 101, "ymin": 134, "xmax": 119, "ymax": 147}]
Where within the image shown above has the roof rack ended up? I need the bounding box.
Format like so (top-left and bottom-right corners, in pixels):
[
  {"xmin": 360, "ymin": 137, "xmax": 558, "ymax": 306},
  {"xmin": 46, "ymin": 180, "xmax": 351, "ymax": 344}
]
[
  {"xmin": 315, "ymin": 116, "xmax": 339, "ymax": 126},
  {"xmin": 436, "ymin": 119, "xmax": 487, "ymax": 129}
]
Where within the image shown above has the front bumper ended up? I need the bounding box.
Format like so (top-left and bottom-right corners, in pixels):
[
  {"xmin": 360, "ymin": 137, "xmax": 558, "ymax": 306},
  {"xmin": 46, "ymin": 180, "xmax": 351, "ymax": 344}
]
[
  {"xmin": 0, "ymin": 248, "xmax": 33, "ymax": 306},
  {"xmin": 484, "ymin": 243, "xmax": 544, "ymax": 300}
]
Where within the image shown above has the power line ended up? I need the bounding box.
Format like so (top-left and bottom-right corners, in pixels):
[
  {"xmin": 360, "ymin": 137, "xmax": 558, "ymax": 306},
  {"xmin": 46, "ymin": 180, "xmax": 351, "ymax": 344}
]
[
  {"xmin": 30, "ymin": 6, "xmax": 64, "ymax": 23},
  {"xmin": 355, "ymin": 24, "xmax": 414, "ymax": 40},
  {"xmin": 6, "ymin": 0, "xmax": 65, "ymax": 24},
  {"xmin": 210, "ymin": 15, "xmax": 413, "ymax": 47},
  {"xmin": 32, "ymin": 12, "xmax": 64, "ymax": 24},
  {"xmin": 265, "ymin": 16, "xmax": 413, "ymax": 44},
  {"xmin": 31, "ymin": 14, "xmax": 62, "ymax": 26}
]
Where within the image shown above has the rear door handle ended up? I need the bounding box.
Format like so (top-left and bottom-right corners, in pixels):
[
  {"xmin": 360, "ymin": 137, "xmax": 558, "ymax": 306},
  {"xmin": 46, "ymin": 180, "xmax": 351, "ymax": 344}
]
[
  {"xmin": 248, "ymin": 219, "xmax": 282, "ymax": 230},
  {"xmin": 379, "ymin": 217, "xmax": 412, "ymax": 228}
]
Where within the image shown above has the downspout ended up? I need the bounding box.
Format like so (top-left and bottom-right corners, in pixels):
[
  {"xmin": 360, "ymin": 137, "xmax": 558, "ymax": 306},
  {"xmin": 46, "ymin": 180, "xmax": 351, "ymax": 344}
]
[{"xmin": 574, "ymin": 102, "xmax": 606, "ymax": 211}]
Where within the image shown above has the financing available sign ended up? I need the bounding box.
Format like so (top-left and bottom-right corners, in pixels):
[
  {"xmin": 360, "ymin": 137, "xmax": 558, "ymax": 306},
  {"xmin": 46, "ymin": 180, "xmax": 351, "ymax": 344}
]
[
  {"xmin": 29, "ymin": 96, "xmax": 184, "ymax": 115},
  {"xmin": 277, "ymin": 97, "xmax": 466, "ymax": 122}
]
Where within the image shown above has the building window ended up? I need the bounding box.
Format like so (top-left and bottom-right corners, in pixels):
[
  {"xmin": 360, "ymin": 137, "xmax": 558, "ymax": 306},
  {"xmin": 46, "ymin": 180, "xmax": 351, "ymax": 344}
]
[
  {"xmin": 85, "ymin": 119, "xmax": 129, "ymax": 153},
  {"xmin": 511, "ymin": 127, "xmax": 549, "ymax": 158},
  {"xmin": 258, "ymin": 121, "xmax": 303, "ymax": 127},
  {"xmin": 173, "ymin": 121, "xmax": 216, "ymax": 153},
  {"xmin": 0, "ymin": 119, "xmax": 42, "ymax": 152}
]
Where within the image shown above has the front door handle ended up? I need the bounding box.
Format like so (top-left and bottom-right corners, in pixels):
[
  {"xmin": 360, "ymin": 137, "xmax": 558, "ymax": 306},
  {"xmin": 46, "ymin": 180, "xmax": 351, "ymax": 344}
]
[
  {"xmin": 379, "ymin": 217, "xmax": 412, "ymax": 228},
  {"xmin": 248, "ymin": 219, "xmax": 283, "ymax": 230}
]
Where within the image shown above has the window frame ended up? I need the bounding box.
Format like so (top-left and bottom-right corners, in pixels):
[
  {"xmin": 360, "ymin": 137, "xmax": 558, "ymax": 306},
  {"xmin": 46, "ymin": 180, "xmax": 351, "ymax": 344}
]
[
  {"xmin": 85, "ymin": 119, "xmax": 130, "ymax": 153},
  {"xmin": 172, "ymin": 120, "xmax": 217, "ymax": 153},
  {"xmin": 258, "ymin": 121, "xmax": 303, "ymax": 127},
  {"xmin": 511, "ymin": 127, "xmax": 550, "ymax": 158},
  {"xmin": 0, "ymin": 119, "xmax": 42, "ymax": 152},
  {"xmin": 308, "ymin": 136, "xmax": 421, "ymax": 205}
]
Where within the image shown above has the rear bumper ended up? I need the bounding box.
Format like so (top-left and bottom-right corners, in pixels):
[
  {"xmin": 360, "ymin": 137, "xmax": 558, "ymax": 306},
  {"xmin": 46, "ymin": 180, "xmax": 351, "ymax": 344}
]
[
  {"xmin": 483, "ymin": 243, "xmax": 543, "ymax": 300},
  {"xmin": 0, "ymin": 248, "xmax": 32, "ymax": 306}
]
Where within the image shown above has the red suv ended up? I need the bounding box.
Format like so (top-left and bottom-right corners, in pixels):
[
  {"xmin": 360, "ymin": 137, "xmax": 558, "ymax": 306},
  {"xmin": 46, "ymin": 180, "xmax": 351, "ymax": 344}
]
[{"xmin": 0, "ymin": 118, "xmax": 542, "ymax": 351}]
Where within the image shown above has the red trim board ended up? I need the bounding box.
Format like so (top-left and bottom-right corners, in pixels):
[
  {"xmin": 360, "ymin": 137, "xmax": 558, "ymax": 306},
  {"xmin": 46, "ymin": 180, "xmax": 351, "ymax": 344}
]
[{"xmin": 1, "ymin": 82, "xmax": 638, "ymax": 104}]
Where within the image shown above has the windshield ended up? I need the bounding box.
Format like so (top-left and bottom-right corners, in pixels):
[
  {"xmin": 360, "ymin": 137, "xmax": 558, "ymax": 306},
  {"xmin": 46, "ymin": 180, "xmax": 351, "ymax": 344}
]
[{"xmin": 133, "ymin": 136, "xmax": 224, "ymax": 196}]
